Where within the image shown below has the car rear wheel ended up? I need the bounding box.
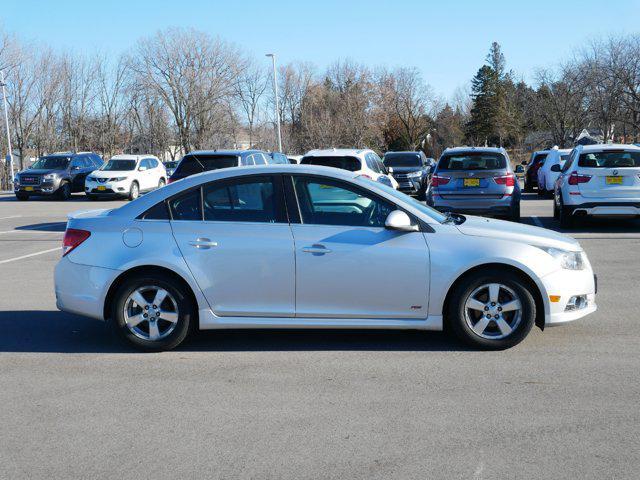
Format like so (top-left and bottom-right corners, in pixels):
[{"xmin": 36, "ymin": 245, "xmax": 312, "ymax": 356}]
[
  {"xmin": 111, "ymin": 273, "xmax": 194, "ymax": 351},
  {"xmin": 128, "ymin": 181, "xmax": 139, "ymax": 201},
  {"xmin": 558, "ymin": 198, "xmax": 575, "ymax": 228},
  {"xmin": 509, "ymin": 202, "xmax": 521, "ymax": 222},
  {"xmin": 447, "ymin": 269, "xmax": 536, "ymax": 350}
]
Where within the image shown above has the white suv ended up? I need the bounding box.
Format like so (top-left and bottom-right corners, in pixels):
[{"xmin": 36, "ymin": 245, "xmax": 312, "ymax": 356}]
[
  {"xmin": 537, "ymin": 147, "xmax": 572, "ymax": 197},
  {"xmin": 553, "ymin": 144, "xmax": 640, "ymax": 227},
  {"xmin": 86, "ymin": 154, "xmax": 167, "ymax": 201},
  {"xmin": 300, "ymin": 148, "xmax": 399, "ymax": 189}
]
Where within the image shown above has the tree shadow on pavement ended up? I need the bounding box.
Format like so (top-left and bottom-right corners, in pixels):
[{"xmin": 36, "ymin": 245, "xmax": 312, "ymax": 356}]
[{"xmin": 0, "ymin": 310, "xmax": 469, "ymax": 353}]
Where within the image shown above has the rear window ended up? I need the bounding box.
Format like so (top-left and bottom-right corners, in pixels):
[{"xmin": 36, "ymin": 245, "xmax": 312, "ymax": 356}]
[
  {"xmin": 173, "ymin": 154, "xmax": 240, "ymax": 177},
  {"xmin": 300, "ymin": 156, "xmax": 361, "ymax": 172},
  {"xmin": 578, "ymin": 151, "xmax": 640, "ymax": 168},
  {"xmin": 438, "ymin": 153, "xmax": 506, "ymax": 171},
  {"xmin": 383, "ymin": 153, "xmax": 422, "ymax": 167}
]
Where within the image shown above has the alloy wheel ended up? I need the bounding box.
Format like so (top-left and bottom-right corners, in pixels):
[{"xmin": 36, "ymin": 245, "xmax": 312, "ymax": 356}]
[
  {"xmin": 123, "ymin": 286, "xmax": 179, "ymax": 341},
  {"xmin": 464, "ymin": 283, "xmax": 522, "ymax": 340}
]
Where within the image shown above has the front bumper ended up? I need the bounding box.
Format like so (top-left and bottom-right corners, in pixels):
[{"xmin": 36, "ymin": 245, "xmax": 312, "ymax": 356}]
[
  {"xmin": 14, "ymin": 181, "xmax": 60, "ymax": 195},
  {"xmin": 392, "ymin": 176, "xmax": 425, "ymax": 195},
  {"xmin": 85, "ymin": 180, "xmax": 130, "ymax": 196},
  {"xmin": 54, "ymin": 256, "xmax": 121, "ymax": 320},
  {"xmin": 540, "ymin": 267, "xmax": 597, "ymax": 326}
]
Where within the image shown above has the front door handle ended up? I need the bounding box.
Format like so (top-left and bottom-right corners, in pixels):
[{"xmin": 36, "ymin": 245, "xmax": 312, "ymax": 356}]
[
  {"xmin": 189, "ymin": 237, "xmax": 218, "ymax": 249},
  {"xmin": 302, "ymin": 244, "xmax": 332, "ymax": 255}
]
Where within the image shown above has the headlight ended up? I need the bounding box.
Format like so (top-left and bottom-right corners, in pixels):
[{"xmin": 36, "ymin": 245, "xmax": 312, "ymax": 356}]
[
  {"xmin": 109, "ymin": 177, "xmax": 127, "ymax": 182},
  {"xmin": 406, "ymin": 171, "xmax": 423, "ymax": 178},
  {"xmin": 43, "ymin": 173, "xmax": 57, "ymax": 181},
  {"xmin": 14, "ymin": 176, "xmax": 20, "ymax": 185},
  {"xmin": 87, "ymin": 176, "xmax": 96, "ymax": 182},
  {"xmin": 539, "ymin": 247, "xmax": 586, "ymax": 270}
]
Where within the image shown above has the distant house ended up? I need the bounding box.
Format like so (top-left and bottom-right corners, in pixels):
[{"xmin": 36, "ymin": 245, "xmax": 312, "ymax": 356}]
[{"xmin": 575, "ymin": 129, "xmax": 604, "ymax": 146}]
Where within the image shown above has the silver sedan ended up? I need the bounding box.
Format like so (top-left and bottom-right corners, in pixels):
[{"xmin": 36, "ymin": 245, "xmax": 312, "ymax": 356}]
[{"xmin": 54, "ymin": 164, "xmax": 597, "ymax": 351}]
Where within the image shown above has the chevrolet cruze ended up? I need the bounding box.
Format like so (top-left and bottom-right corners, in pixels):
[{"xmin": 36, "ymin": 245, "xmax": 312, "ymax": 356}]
[{"xmin": 55, "ymin": 165, "xmax": 597, "ymax": 351}]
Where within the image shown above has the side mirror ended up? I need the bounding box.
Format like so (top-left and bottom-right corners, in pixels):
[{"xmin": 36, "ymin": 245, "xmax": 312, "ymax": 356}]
[
  {"xmin": 138, "ymin": 166, "xmax": 147, "ymax": 171},
  {"xmin": 550, "ymin": 164, "xmax": 561, "ymax": 172},
  {"xmin": 387, "ymin": 167, "xmax": 394, "ymax": 174},
  {"xmin": 515, "ymin": 165, "xmax": 525, "ymax": 173},
  {"xmin": 385, "ymin": 210, "xmax": 419, "ymax": 232}
]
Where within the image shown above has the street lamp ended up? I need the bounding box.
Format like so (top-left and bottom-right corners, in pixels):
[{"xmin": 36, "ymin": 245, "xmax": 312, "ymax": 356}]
[
  {"xmin": 0, "ymin": 70, "xmax": 14, "ymax": 183},
  {"xmin": 265, "ymin": 53, "xmax": 283, "ymax": 153}
]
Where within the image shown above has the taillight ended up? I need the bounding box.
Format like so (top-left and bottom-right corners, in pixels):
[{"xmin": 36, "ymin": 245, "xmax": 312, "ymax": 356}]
[
  {"xmin": 568, "ymin": 172, "xmax": 592, "ymax": 185},
  {"xmin": 431, "ymin": 175, "xmax": 450, "ymax": 187},
  {"xmin": 494, "ymin": 173, "xmax": 515, "ymax": 187},
  {"xmin": 62, "ymin": 229, "xmax": 91, "ymax": 256}
]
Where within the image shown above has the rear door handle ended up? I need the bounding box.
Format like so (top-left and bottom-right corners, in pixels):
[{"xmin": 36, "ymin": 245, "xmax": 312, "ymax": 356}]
[
  {"xmin": 189, "ymin": 237, "xmax": 218, "ymax": 249},
  {"xmin": 302, "ymin": 244, "xmax": 332, "ymax": 255}
]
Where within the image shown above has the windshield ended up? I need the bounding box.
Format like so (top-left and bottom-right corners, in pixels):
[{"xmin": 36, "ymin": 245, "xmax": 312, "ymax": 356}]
[
  {"xmin": 174, "ymin": 154, "xmax": 239, "ymax": 176},
  {"xmin": 384, "ymin": 153, "xmax": 422, "ymax": 168},
  {"xmin": 357, "ymin": 176, "xmax": 448, "ymax": 224},
  {"xmin": 578, "ymin": 151, "xmax": 640, "ymax": 168},
  {"xmin": 300, "ymin": 156, "xmax": 361, "ymax": 172},
  {"xmin": 30, "ymin": 156, "xmax": 70, "ymax": 170},
  {"xmin": 438, "ymin": 152, "xmax": 506, "ymax": 171},
  {"xmin": 102, "ymin": 159, "xmax": 137, "ymax": 171}
]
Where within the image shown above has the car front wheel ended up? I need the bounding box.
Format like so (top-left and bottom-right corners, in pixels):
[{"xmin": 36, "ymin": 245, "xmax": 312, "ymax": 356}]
[
  {"xmin": 128, "ymin": 181, "xmax": 139, "ymax": 201},
  {"xmin": 15, "ymin": 192, "xmax": 29, "ymax": 201},
  {"xmin": 111, "ymin": 273, "xmax": 194, "ymax": 351},
  {"xmin": 447, "ymin": 269, "xmax": 536, "ymax": 350}
]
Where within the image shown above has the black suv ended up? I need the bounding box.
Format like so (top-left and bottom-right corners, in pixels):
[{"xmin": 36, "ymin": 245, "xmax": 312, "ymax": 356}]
[
  {"xmin": 14, "ymin": 152, "xmax": 103, "ymax": 200},
  {"xmin": 383, "ymin": 151, "xmax": 435, "ymax": 200}
]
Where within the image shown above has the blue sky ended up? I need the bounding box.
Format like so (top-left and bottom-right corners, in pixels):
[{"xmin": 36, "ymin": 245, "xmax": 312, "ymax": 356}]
[{"xmin": 3, "ymin": 0, "xmax": 639, "ymax": 98}]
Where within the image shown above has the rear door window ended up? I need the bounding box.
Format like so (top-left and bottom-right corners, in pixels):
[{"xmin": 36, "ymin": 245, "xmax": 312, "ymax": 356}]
[
  {"xmin": 169, "ymin": 188, "xmax": 202, "ymax": 221},
  {"xmin": 202, "ymin": 176, "xmax": 283, "ymax": 223},
  {"xmin": 174, "ymin": 155, "xmax": 240, "ymax": 176}
]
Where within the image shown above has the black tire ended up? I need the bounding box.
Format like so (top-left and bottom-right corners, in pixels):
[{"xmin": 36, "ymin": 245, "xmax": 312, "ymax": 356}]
[
  {"xmin": 87, "ymin": 194, "xmax": 98, "ymax": 201},
  {"xmin": 110, "ymin": 272, "xmax": 195, "ymax": 351},
  {"xmin": 553, "ymin": 199, "xmax": 559, "ymax": 220},
  {"xmin": 524, "ymin": 178, "xmax": 533, "ymax": 193},
  {"xmin": 510, "ymin": 202, "xmax": 521, "ymax": 222},
  {"xmin": 447, "ymin": 268, "xmax": 536, "ymax": 350},
  {"xmin": 57, "ymin": 182, "xmax": 71, "ymax": 201},
  {"xmin": 537, "ymin": 187, "xmax": 545, "ymax": 198},
  {"xmin": 15, "ymin": 192, "xmax": 29, "ymax": 201},
  {"xmin": 558, "ymin": 198, "xmax": 575, "ymax": 228},
  {"xmin": 128, "ymin": 181, "xmax": 139, "ymax": 201},
  {"xmin": 417, "ymin": 187, "xmax": 427, "ymax": 201},
  {"xmin": 158, "ymin": 178, "xmax": 166, "ymax": 189}
]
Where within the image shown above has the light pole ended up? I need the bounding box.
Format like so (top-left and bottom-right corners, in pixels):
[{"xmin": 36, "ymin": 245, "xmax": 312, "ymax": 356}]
[
  {"xmin": 265, "ymin": 53, "xmax": 283, "ymax": 153},
  {"xmin": 0, "ymin": 70, "xmax": 14, "ymax": 183}
]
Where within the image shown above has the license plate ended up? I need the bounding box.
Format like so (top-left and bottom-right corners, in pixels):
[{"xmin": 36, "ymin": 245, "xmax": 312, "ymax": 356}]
[
  {"xmin": 24, "ymin": 186, "xmax": 34, "ymax": 191},
  {"xmin": 463, "ymin": 178, "xmax": 480, "ymax": 187},
  {"xmin": 606, "ymin": 176, "xmax": 623, "ymax": 185},
  {"xmin": 97, "ymin": 186, "xmax": 106, "ymax": 191}
]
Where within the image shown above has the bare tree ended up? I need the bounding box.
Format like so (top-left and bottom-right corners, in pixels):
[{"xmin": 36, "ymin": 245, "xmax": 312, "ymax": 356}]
[{"xmin": 234, "ymin": 59, "xmax": 268, "ymax": 147}]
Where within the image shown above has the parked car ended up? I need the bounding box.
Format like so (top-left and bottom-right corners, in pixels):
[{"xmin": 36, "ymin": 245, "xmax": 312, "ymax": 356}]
[
  {"xmin": 537, "ymin": 147, "xmax": 571, "ymax": 197},
  {"xmin": 427, "ymin": 147, "xmax": 521, "ymax": 221},
  {"xmin": 553, "ymin": 144, "xmax": 640, "ymax": 227},
  {"xmin": 164, "ymin": 161, "xmax": 179, "ymax": 177},
  {"xmin": 300, "ymin": 148, "xmax": 399, "ymax": 189},
  {"xmin": 168, "ymin": 150, "xmax": 271, "ymax": 183},
  {"xmin": 524, "ymin": 149, "xmax": 551, "ymax": 192},
  {"xmin": 383, "ymin": 151, "xmax": 435, "ymax": 200},
  {"xmin": 85, "ymin": 155, "xmax": 166, "ymax": 201},
  {"xmin": 55, "ymin": 164, "xmax": 596, "ymax": 351},
  {"xmin": 268, "ymin": 152, "xmax": 290, "ymax": 164},
  {"xmin": 14, "ymin": 152, "xmax": 103, "ymax": 201}
]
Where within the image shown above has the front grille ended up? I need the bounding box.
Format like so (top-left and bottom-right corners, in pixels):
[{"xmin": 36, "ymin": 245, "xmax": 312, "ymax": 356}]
[
  {"xmin": 398, "ymin": 182, "xmax": 414, "ymax": 189},
  {"xmin": 20, "ymin": 175, "xmax": 41, "ymax": 185}
]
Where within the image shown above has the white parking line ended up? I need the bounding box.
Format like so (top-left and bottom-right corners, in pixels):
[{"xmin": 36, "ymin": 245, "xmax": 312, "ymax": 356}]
[
  {"xmin": 530, "ymin": 216, "xmax": 544, "ymax": 227},
  {"xmin": 0, "ymin": 215, "xmax": 22, "ymax": 220},
  {"xmin": 0, "ymin": 247, "xmax": 62, "ymax": 264}
]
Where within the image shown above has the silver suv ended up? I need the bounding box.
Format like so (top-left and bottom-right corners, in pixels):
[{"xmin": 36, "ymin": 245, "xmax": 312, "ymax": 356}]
[{"xmin": 426, "ymin": 147, "xmax": 521, "ymax": 221}]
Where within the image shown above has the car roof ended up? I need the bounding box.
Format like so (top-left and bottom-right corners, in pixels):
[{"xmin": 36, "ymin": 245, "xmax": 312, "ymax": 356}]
[
  {"xmin": 579, "ymin": 143, "xmax": 640, "ymax": 153},
  {"xmin": 110, "ymin": 154, "xmax": 142, "ymax": 161},
  {"xmin": 303, "ymin": 148, "xmax": 372, "ymax": 158},
  {"xmin": 187, "ymin": 149, "xmax": 264, "ymax": 157},
  {"xmin": 442, "ymin": 146, "xmax": 506, "ymax": 155},
  {"xmin": 112, "ymin": 164, "xmax": 370, "ymax": 219}
]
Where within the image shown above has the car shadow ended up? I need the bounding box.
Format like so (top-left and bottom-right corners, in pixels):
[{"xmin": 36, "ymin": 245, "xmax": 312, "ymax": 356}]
[
  {"xmin": 15, "ymin": 222, "xmax": 67, "ymax": 232},
  {"xmin": 0, "ymin": 310, "xmax": 469, "ymax": 353}
]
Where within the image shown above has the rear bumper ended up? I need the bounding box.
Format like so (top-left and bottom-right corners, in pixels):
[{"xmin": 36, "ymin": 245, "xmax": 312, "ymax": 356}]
[
  {"xmin": 428, "ymin": 194, "xmax": 515, "ymax": 215},
  {"xmin": 563, "ymin": 201, "xmax": 640, "ymax": 217},
  {"xmin": 54, "ymin": 256, "xmax": 120, "ymax": 320}
]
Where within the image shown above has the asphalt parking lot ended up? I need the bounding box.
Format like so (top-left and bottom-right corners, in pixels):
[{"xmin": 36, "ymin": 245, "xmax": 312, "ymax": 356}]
[{"xmin": 1, "ymin": 190, "xmax": 639, "ymax": 479}]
